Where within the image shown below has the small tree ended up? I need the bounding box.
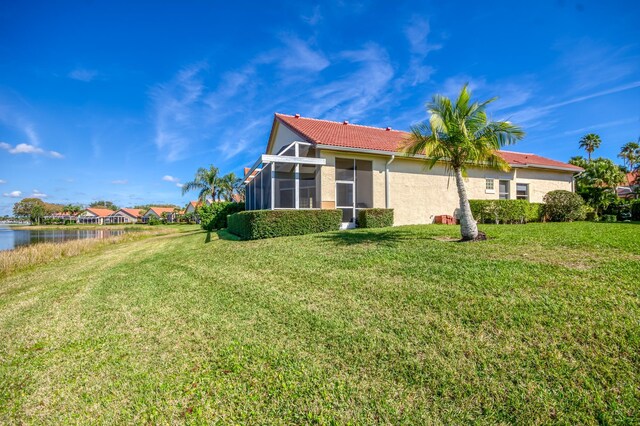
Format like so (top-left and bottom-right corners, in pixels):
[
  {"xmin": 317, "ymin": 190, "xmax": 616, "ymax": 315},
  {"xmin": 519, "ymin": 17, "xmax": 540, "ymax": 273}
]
[
  {"xmin": 575, "ymin": 157, "xmax": 626, "ymax": 216},
  {"xmin": 618, "ymin": 141, "xmax": 640, "ymax": 171},
  {"xmin": 402, "ymin": 84, "xmax": 525, "ymax": 240},
  {"xmin": 543, "ymin": 190, "xmax": 585, "ymax": 222},
  {"xmin": 89, "ymin": 200, "xmax": 119, "ymax": 211},
  {"xmin": 13, "ymin": 198, "xmax": 47, "ymax": 224},
  {"xmin": 579, "ymin": 133, "xmax": 601, "ymax": 162}
]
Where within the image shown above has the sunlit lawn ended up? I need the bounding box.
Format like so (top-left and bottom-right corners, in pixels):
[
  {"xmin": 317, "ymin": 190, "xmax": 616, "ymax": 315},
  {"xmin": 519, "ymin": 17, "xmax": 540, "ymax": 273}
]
[{"xmin": 0, "ymin": 222, "xmax": 638, "ymax": 424}]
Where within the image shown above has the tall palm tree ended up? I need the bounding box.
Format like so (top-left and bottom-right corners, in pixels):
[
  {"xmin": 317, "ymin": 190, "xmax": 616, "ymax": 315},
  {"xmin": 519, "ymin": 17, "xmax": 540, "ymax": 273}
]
[
  {"xmin": 181, "ymin": 165, "xmax": 222, "ymax": 202},
  {"xmin": 579, "ymin": 133, "xmax": 601, "ymax": 162},
  {"xmin": 618, "ymin": 141, "xmax": 639, "ymax": 170},
  {"xmin": 219, "ymin": 172, "xmax": 242, "ymax": 201},
  {"xmin": 403, "ymin": 84, "xmax": 525, "ymax": 241}
]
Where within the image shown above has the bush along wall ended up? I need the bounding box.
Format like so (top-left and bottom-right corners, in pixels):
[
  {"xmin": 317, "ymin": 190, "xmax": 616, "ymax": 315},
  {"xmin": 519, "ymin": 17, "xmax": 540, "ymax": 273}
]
[
  {"xmin": 543, "ymin": 190, "xmax": 585, "ymax": 222},
  {"xmin": 357, "ymin": 208, "xmax": 394, "ymax": 228},
  {"xmin": 227, "ymin": 209, "xmax": 342, "ymax": 240},
  {"xmin": 469, "ymin": 200, "xmax": 543, "ymax": 224},
  {"xmin": 198, "ymin": 202, "xmax": 245, "ymax": 231}
]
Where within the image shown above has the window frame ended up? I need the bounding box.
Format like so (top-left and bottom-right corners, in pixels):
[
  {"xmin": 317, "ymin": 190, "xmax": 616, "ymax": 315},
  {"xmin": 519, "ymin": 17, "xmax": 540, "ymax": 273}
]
[
  {"xmin": 516, "ymin": 183, "xmax": 529, "ymax": 200},
  {"xmin": 485, "ymin": 178, "xmax": 495, "ymax": 194},
  {"xmin": 498, "ymin": 180, "xmax": 510, "ymax": 200}
]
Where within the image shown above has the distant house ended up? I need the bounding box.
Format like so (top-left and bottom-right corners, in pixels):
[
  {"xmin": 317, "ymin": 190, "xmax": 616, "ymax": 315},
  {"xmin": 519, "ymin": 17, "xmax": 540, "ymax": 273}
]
[
  {"xmin": 77, "ymin": 208, "xmax": 115, "ymax": 225},
  {"xmin": 49, "ymin": 211, "xmax": 79, "ymax": 221},
  {"xmin": 185, "ymin": 201, "xmax": 204, "ymax": 215},
  {"xmin": 107, "ymin": 208, "xmax": 143, "ymax": 224},
  {"xmin": 142, "ymin": 207, "xmax": 177, "ymax": 223},
  {"xmin": 617, "ymin": 172, "xmax": 639, "ymax": 199}
]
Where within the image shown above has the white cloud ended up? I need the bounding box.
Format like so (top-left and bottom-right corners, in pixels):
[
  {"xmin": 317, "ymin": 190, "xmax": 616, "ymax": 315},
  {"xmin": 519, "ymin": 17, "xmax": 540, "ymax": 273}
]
[
  {"xmin": 151, "ymin": 63, "xmax": 208, "ymax": 162},
  {"xmin": 31, "ymin": 190, "xmax": 47, "ymax": 198},
  {"xmin": 301, "ymin": 5, "xmax": 322, "ymax": 26},
  {"xmin": 162, "ymin": 175, "xmax": 180, "ymax": 183},
  {"xmin": 278, "ymin": 36, "xmax": 329, "ymax": 72},
  {"xmin": 306, "ymin": 44, "xmax": 395, "ymax": 121},
  {"xmin": 507, "ymin": 81, "xmax": 640, "ymax": 125},
  {"xmin": 3, "ymin": 190, "xmax": 22, "ymax": 198},
  {"xmin": 0, "ymin": 141, "xmax": 64, "ymax": 158},
  {"xmin": 69, "ymin": 68, "xmax": 98, "ymax": 82},
  {"xmin": 402, "ymin": 17, "xmax": 441, "ymax": 86},
  {"xmin": 0, "ymin": 179, "xmax": 5, "ymax": 184},
  {"xmin": 111, "ymin": 179, "xmax": 128, "ymax": 184},
  {"xmin": 176, "ymin": 183, "xmax": 184, "ymax": 188}
]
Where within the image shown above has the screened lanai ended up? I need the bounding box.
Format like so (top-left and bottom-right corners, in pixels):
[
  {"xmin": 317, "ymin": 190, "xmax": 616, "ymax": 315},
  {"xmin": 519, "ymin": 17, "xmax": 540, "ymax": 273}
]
[{"xmin": 244, "ymin": 141, "xmax": 326, "ymax": 211}]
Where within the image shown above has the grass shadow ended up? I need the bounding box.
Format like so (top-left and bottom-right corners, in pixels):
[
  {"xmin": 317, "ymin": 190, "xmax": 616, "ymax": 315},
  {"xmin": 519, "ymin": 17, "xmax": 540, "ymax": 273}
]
[
  {"xmin": 313, "ymin": 228, "xmax": 415, "ymax": 246},
  {"xmin": 216, "ymin": 229, "xmax": 242, "ymax": 241}
]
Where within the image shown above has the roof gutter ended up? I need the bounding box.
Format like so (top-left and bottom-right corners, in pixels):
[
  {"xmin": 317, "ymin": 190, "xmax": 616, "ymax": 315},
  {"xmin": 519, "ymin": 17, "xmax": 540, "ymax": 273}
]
[{"xmin": 385, "ymin": 155, "xmax": 395, "ymax": 209}]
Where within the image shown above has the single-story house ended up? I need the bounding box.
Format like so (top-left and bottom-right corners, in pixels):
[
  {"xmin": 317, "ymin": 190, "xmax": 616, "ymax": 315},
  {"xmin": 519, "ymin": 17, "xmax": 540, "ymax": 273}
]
[
  {"xmin": 142, "ymin": 207, "xmax": 177, "ymax": 223},
  {"xmin": 107, "ymin": 208, "xmax": 143, "ymax": 224},
  {"xmin": 243, "ymin": 113, "xmax": 584, "ymax": 228},
  {"xmin": 185, "ymin": 201, "xmax": 205, "ymax": 215},
  {"xmin": 77, "ymin": 208, "xmax": 115, "ymax": 225}
]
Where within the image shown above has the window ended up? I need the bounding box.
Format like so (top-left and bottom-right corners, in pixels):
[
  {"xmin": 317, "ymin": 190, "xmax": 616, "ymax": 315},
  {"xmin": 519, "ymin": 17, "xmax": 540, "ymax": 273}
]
[
  {"xmin": 499, "ymin": 180, "xmax": 510, "ymax": 200},
  {"xmin": 485, "ymin": 178, "xmax": 495, "ymax": 191},
  {"xmin": 516, "ymin": 183, "xmax": 529, "ymax": 200}
]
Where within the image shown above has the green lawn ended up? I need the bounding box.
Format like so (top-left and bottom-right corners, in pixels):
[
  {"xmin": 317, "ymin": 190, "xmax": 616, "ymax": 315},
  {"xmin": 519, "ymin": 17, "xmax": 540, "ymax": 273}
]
[{"xmin": 0, "ymin": 222, "xmax": 638, "ymax": 424}]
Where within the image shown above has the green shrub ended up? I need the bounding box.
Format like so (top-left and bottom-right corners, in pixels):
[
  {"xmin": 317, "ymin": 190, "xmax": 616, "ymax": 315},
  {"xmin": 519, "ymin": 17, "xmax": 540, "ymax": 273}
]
[
  {"xmin": 582, "ymin": 205, "xmax": 597, "ymax": 221},
  {"xmin": 198, "ymin": 202, "xmax": 245, "ymax": 231},
  {"xmin": 357, "ymin": 209, "xmax": 394, "ymax": 228},
  {"xmin": 602, "ymin": 214, "xmax": 617, "ymax": 223},
  {"xmin": 227, "ymin": 209, "xmax": 341, "ymax": 240},
  {"xmin": 147, "ymin": 216, "xmax": 161, "ymax": 226},
  {"xmin": 469, "ymin": 200, "xmax": 542, "ymax": 224},
  {"xmin": 543, "ymin": 190, "xmax": 585, "ymax": 222},
  {"xmin": 632, "ymin": 200, "xmax": 640, "ymax": 221}
]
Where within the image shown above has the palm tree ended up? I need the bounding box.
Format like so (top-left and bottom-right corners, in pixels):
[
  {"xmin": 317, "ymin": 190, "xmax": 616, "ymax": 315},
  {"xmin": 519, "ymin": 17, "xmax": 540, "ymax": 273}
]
[
  {"xmin": 579, "ymin": 133, "xmax": 601, "ymax": 162},
  {"xmin": 181, "ymin": 165, "xmax": 223, "ymax": 202},
  {"xmin": 403, "ymin": 84, "xmax": 525, "ymax": 241},
  {"xmin": 219, "ymin": 172, "xmax": 242, "ymax": 201},
  {"xmin": 618, "ymin": 141, "xmax": 639, "ymax": 170}
]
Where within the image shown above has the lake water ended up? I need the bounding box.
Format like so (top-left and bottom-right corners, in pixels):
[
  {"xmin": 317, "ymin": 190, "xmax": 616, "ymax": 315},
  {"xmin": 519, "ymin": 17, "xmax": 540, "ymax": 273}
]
[{"xmin": 0, "ymin": 227, "xmax": 129, "ymax": 251}]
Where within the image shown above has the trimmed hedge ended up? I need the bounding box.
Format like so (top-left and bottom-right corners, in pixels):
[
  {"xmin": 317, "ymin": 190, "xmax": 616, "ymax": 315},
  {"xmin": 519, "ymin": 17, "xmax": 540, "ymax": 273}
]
[
  {"xmin": 198, "ymin": 202, "xmax": 245, "ymax": 231},
  {"xmin": 227, "ymin": 209, "xmax": 342, "ymax": 240},
  {"xmin": 469, "ymin": 199, "xmax": 543, "ymax": 224},
  {"xmin": 632, "ymin": 200, "xmax": 640, "ymax": 221},
  {"xmin": 357, "ymin": 208, "xmax": 394, "ymax": 228}
]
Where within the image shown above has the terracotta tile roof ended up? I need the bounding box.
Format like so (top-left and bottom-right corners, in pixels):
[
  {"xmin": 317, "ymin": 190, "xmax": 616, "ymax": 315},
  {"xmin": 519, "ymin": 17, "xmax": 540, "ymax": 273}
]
[
  {"xmin": 275, "ymin": 113, "xmax": 583, "ymax": 172},
  {"xmin": 147, "ymin": 207, "xmax": 176, "ymax": 216},
  {"xmin": 86, "ymin": 208, "xmax": 116, "ymax": 217},
  {"xmin": 119, "ymin": 208, "xmax": 143, "ymax": 218},
  {"xmin": 189, "ymin": 201, "xmax": 202, "ymax": 208},
  {"xmin": 625, "ymin": 171, "xmax": 638, "ymax": 186}
]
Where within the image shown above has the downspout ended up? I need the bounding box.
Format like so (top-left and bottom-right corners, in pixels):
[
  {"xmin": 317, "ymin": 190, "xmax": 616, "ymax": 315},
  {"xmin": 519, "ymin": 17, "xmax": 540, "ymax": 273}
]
[{"xmin": 385, "ymin": 155, "xmax": 395, "ymax": 209}]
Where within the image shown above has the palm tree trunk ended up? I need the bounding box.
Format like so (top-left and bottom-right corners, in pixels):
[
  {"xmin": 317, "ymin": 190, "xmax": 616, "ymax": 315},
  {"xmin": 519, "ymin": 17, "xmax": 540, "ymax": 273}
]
[{"xmin": 454, "ymin": 167, "xmax": 478, "ymax": 241}]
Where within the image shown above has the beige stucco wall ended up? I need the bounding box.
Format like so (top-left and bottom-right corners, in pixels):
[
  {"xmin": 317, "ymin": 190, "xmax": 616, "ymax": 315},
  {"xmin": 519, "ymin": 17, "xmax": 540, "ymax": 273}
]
[{"xmin": 318, "ymin": 150, "xmax": 575, "ymax": 226}]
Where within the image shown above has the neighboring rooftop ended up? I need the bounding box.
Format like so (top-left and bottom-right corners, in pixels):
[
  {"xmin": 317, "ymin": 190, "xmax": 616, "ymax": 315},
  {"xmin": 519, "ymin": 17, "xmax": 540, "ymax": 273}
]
[
  {"xmin": 275, "ymin": 113, "xmax": 583, "ymax": 172},
  {"xmin": 119, "ymin": 208, "xmax": 143, "ymax": 218},
  {"xmin": 86, "ymin": 208, "xmax": 116, "ymax": 217}
]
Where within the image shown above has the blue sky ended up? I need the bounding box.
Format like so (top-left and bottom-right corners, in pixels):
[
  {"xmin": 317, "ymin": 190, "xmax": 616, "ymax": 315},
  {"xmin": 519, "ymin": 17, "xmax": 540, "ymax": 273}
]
[{"xmin": 0, "ymin": 1, "xmax": 639, "ymax": 214}]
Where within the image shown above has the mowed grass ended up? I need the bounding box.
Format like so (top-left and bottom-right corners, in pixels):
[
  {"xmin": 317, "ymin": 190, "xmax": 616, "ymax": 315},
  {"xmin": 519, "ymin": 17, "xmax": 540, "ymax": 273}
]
[{"xmin": 0, "ymin": 222, "xmax": 638, "ymax": 424}]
